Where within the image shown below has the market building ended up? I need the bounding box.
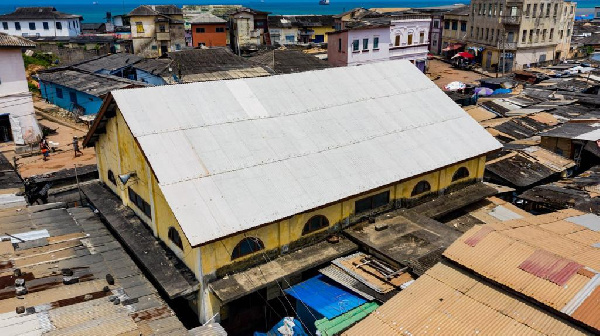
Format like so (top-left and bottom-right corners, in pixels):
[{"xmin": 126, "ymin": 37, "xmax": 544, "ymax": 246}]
[{"xmin": 83, "ymin": 60, "xmax": 500, "ymax": 331}]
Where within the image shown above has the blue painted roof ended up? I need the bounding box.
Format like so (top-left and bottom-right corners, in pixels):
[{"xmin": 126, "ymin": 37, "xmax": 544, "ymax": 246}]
[{"xmin": 284, "ymin": 274, "xmax": 367, "ymax": 319}]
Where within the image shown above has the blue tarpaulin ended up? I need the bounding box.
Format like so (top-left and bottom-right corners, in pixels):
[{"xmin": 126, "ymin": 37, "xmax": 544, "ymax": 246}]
[{"xmin": 284, "ymin": 274, "xmax": 367, "ymax": 320}]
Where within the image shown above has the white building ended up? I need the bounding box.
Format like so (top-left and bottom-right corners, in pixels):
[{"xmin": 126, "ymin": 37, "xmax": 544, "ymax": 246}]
[
  {"xmin": 389, "ymin": 15, "xmax": 431, "ymax": 71},
  {"xmin": 0, "ymin": 33, "xmax": 42, "ymax": 145},
  {"xmin": 327, "ymin": 14, "xmax": 431, "ymax": 72},
  {"xmin": 0, "ymin": 7, "xmax": 81, "ymax": 38}
]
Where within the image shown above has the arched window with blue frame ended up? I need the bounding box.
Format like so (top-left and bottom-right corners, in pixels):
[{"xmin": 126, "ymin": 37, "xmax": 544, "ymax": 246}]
[{"xmin": 231, "ymin": 237, "xmax": 264, "ymax": 260}]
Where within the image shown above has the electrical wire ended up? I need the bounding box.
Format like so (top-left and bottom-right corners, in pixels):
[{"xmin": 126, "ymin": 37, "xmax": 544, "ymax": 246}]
[
  {"xmin": 217, "ymin": 240, "xmax": 284, "ymax": 323},
  {"xmin": 244, "ymin": 234, "xmax": 321, "ymax": 332}
]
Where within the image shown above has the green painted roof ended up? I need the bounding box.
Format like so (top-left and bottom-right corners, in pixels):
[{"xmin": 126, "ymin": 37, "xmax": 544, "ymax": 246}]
[{"xmin": 314, "ymin": 302, "xmax": 379, "ymax": 336}]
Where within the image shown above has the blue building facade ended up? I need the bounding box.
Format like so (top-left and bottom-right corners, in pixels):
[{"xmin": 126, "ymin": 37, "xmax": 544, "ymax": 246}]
[
  {"xmin": 39, "ymin": 81, "xmax": 104, "ymax": 116},
  {"xmin": 135, "ymin": 69, "xmax": 167, "ymax": 86}
]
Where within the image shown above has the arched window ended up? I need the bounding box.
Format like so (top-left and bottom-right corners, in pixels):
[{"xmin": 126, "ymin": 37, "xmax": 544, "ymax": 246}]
[
  {"xmin": 302, "ymin": 215, "xmax": 329, "ymax": 235},
  {"xmin": 168, "ymin": 227, "xmax": 183, "ymax": 250},
  {"xmin": 411, "ymin": 181, "xmax": 431, "ymax": 197},
  {"xmin": 231, "ymin": 237, "xmax": 264, "ymax": 260},
  {"xmin": 452, "ymin": 167, "xmax": 470, "ymax": 182}
]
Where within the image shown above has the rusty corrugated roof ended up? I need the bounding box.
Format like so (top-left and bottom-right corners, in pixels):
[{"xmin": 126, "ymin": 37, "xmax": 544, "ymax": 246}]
[
  {"xmin": 0, "ymin": 33, "xmax": 35, "ymax": 48},
  {"xmin": 343, "ymin": 262, "xmax": 587, "ymax": 335},
  {"xmin": 443, "ymin": 209, "xmax": 600, "ymax": 332},
  {"xmin": 0, "ymin": 204, "xmax": 189, "ymax": 335}
]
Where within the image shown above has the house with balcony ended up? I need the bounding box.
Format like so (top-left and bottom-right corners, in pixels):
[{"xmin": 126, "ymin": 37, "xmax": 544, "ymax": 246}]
[
  {"xmin": 128, "ymin": 5, "xmax": 185, "ymax": 58},
  {"xmin": 389, "ymin": 14, "xmax": 431, "ymax": 72},
  {"xmin": 0, "ymin": 7, "xmax": 81, "ymax": 39},
  {"xmin": 229, "ymin": 7, "xmax": 270, "ymax": 54},
  {"xmin": 327, "ymin": 14, "xmax": 431, "ymax": 72},
  {"xmin": 465, "ymin": 0, "xmax": 575, "ymax": 72}
]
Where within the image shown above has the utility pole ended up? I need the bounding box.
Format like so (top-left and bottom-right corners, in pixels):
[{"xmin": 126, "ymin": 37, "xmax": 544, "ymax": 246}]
[{"xmin": 502, "ymin": 26, "xmax": 506, "ymax": 76}]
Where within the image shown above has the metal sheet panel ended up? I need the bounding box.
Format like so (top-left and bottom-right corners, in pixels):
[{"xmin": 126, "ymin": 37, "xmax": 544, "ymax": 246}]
[
  {"xmin": 112, "ymin": 60, "xmax": 502, "ymax": 246},
  {"xmin": 566, "ymin": 214, "xmax": 600, "ymax": 232},
  {"xmin": 488, "ymin": 205, "xmax": 524, "ymax": 221}
]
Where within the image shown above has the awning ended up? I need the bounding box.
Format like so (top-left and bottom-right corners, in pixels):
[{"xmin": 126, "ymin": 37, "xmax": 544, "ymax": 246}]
[
  {"xmin": 210, "ymin": 238, "xmax": 358, "ymax": 303},
  {"xmin": 442, "ymin": 43, "xmax": 464, "ymax": 51},
  {"xmin": 284, "ymin": 274, "xmax": 366, "ymax": 319}
]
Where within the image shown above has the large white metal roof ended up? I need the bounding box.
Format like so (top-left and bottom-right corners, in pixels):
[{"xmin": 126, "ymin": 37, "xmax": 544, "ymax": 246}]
[{"xmin": 111, "ymin": 60, "xmax": 501, "ymax": 246}]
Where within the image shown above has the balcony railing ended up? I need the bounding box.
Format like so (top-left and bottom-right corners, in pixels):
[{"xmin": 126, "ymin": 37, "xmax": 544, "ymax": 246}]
[
  {"xmin": 501, "ymin": 15, "xmax": 522, "ymax": 25},
  {"xmin": 501, "ymin": 42, "xmax": 517, "ymax": 49}
]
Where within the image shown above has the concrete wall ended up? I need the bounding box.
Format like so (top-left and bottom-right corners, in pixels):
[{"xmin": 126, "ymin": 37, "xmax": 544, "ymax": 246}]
[
  {"xmin": 39, "ymin": 81, "xmax": 103, "ymax": 115},
  {"xmin": 36, "ymin": 43, "xmax": 110, "ymax": 64},
  {"xmin": 313, "ymin": 26, "xmax": 334, "ymax": 43},
  {"xmin": 232, "ymin": 12, "xmax": 258, "ymax": 48},
  {"xmin": 0, "ymin": 49, "xmax": 28, "ymax": 96},
  {"xmin": 0, "ymin": 18, "xmax": 80, "ymax": 37},
  {"xmin": 0, "ymin": 48, "xmax": 41, "ymax": 144},
  {"xmin": 327, "ymin": 31, "xmax": 349, "ymax": 66},
  {"xmin": 95, "ymin": 106, "xmax": 488, "ymax": 323},
  {"xmin": 344, "ymin": 27, "xmax": 391, "ymax": 66},
  {"xmin": 269, "ymin": 27, "xmax": 299, "ymax": 45}
]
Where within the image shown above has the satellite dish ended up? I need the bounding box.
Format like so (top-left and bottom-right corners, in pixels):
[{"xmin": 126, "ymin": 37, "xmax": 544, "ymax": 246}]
[{"xmin": 118, "ymin": 172, "xmax": 137, "ymax": 185}]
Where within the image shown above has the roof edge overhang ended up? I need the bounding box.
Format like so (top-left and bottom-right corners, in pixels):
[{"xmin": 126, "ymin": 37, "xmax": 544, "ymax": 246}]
[
  {"xmin": 83, "ymin": 92, "xmax": 115, "ymax": 147},
  {"xmin": 190, "ymin": 147, "xmax": 500, "ymax": 248}
]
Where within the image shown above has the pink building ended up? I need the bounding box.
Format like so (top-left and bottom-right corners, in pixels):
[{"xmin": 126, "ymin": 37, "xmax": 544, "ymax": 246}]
[
  {"xmin": 327, "ymin": 14, "xmax": 431, "ymax": 72},
  {"xmin": 327, "ymin": 25, "xmax": 390, "ymax": 67}
]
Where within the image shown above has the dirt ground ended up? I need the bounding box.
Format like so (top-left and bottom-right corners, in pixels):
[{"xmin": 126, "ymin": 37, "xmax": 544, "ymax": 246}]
[
  {"xmin": 427, "ymin": 59, "xmax": 487, "ymax": 89},
  {"xmin": 12, "ymin": 117, "xmax": 96, "ymax": 178}
]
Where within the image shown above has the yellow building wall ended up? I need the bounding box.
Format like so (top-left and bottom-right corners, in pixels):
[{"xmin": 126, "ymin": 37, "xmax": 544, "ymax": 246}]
[
  {"xmin": 199, "ymin": 158, "xmax": 484, "ymax": 276},
  {"xmin": 95, "ymin": 110, "xmax": 200, "ymax": 277},
  {"xmin": 96, "ymin": 108, "xmax": 487, "ymax": 321},
  {"xmin": 312, "ymin": 26, "xmax": 335, "ymax": 43}
]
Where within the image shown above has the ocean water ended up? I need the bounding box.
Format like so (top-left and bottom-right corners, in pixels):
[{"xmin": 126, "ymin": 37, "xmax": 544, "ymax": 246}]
[{"xmin": 1, "ymin": 0, "xmax": 599, "ymax": 23}]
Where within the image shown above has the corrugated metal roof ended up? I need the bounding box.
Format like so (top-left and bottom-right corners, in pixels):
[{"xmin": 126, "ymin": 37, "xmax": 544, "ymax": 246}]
[
  {"xmin": 284, "ymin": 274, "xmax": 367, "ymax": 319},
  {"xmin": 443, "ymin": 209, "xmax": 600, "ymax": 331},
  {"xmin": 488, "ymin": 205, "xmax": 524, "ymax": 221},
  {"xmin": 0, "ymin": 33, "xmax": 36, "ymax": 48},
  {"xmin": 343, "ymin": 262, "xmax": 587, "ymax": 335},
  {"xmin": 188, "ymin": 322, "xmax": 227, "ymax": 336},
  {"xmin": 188, "ymin": 13, "xmax": 226, "ymax": 24},
  {"xmin": 111, "ymin": 60, "xmax": 501, "ymax": 246},
  {"xmin": 566, "ymin": 214, "xmax": 600, "ymax": 232},
  {"xmin": 0, "ymin": 204, "xmax": 189, "ymax": 335}
]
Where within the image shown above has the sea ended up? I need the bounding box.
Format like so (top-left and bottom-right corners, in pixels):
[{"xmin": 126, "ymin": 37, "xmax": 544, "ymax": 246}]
[{"xmin": 1, "ymin": 0, "xmax": 599, "ymax": 23}]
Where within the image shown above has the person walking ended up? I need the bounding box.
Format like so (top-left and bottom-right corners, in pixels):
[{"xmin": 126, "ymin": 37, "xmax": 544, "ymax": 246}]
[
  {"xmin": 40, "ymin": 137, "xmax": 50, "ymax": 161},
  {"xmin": 72, "ymin": 136, "xmax": 83, "ymax": 158}
]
